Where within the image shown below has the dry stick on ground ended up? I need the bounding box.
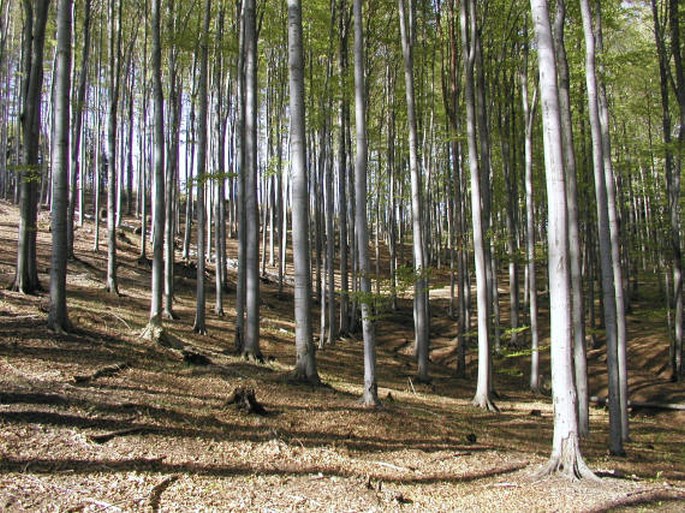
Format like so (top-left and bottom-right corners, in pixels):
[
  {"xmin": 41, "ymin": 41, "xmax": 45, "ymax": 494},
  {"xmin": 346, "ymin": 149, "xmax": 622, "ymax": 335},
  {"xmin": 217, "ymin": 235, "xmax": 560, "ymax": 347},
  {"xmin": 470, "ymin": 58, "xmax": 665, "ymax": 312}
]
[
  {"xmin": 72, "ymin": 362, "xmax": 130, "ymax": 384},
  {"xmin": 148, "ymin": 475, "xmax": 180, "ymax": 513},
  {"xmin": 590, "ymin": 396, "xmax": 685, "ymax": 411},
  {"xmin": 88, "ymin": 426, "xmax": 149, "ymax": 444}
]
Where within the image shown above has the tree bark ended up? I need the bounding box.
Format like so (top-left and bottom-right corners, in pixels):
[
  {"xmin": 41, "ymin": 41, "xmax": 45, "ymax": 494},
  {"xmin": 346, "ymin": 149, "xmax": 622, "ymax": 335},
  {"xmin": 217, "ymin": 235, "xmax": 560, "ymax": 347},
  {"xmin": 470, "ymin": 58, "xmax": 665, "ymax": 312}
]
[
  {"xmin": 530, "ymin": 0, "xmax": 596, "ymax": 480},
  {"xmin": 13, "ymin": 0, "xmax": 50, "ymax": 294},
  {"xmin": 243, "ymin": 0, "xmax": 262, "ymax": 360},
  {"xmin": 460, "ymin": 0, "xmax": 496, "ymax": 411},
  {"xmin": 399, "ymin": 0, "xmax": 430, "ymax": 383},
  {"xmin": 48, "ymin": 0, "xmax": 72, "ymax": 334},
  {"xmin": 287, "ymin": 0, "xmax": 320, "ymax": 384},
  {"xmin": 354, "ymin": 0, "xmax": 379, "ymax": 407},
  {"xmin": 193, "ymin": 0, "xmax": 211, "ymax": 335}
]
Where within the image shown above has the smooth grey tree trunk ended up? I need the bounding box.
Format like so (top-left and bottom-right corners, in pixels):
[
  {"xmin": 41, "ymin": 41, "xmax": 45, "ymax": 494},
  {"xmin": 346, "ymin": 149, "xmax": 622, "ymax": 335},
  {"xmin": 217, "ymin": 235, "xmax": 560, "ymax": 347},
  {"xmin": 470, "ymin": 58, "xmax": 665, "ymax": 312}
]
[
  {"xmin": 338, "ymin": 0, "xmax": 351, "ymax": 335},
  {"xmin": 530, "ymin": 0, "xmax": 596, "ymax": 480},
  {"xmin": 354, "ymin": 0, "xmax": 379, "ymax": 407},
  {"xmin": 243, "ymin": 0, "xmax": 261, "ymax": 360},
  {"xmin": 398, "ymin": 0, "xmax": 430, "ymax": 383},
  {"xmin": 287, "ymin": 0, "xmax": 320, "ymax": 384},
  {"xmin": 520, "ymin": 30, "xmax": 539, "ymax": 393},
  {"xmin": 460, "ymin": 0, "xmax": 496, "ymax": 411},
  {"xmin": 594, "ymin": 2, "xmax": 629, "ymax": 442},
  {"xmin": 13, "ymin": 0, "xmax": 49, "ymax": 294},
  {"xmin": 67, "ymin": 0, "xmax": 91, "ymax": 260},
  {"xmin": 144, "ymin": 0, "xmax": 165, "ymax": 340},
  {"xmin": 553, "ymin": 0, "xmax": 589, "ymax": 437},
  {"xmin": 48, "ymin": 0, "xmax": 72, "ymax": 334},
  {"xmin": 164, "ymin": 0, "xmax": 180, "ymax": 321},
  {"xmin": 105, "ymin": 0, "xmax": 122, "ymax": 295},
  {"xmin": 193, "ymin": 0, "xmax": 211, "ymax": 335},
  {"xmin": 579, "ymin": 0, "xmax": 624, "ymax": 456}
]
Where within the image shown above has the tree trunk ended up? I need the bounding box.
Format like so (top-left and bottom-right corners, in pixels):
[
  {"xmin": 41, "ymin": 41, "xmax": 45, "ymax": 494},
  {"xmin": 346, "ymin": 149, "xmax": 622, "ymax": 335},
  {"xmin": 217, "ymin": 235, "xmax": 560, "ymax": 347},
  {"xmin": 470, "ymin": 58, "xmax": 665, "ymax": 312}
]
[
  {"xmin": 67, "ymin": 0, "xmax": 91, "ymax": 260},
  {"xmin": 460, "ymin": 0, "xmax": 496, "ymax": 411},
  {"xmin": 164, "ymin": 0, "xmax": 180, "ymax": 321},
  {"xmin": 579, "ymin": 0, "xmax": 625, "ymax": 456},
  {"xmin": 399, "ymin": 0, "xmax": 430, "ymax": 383},
  {"xmin": 530, "ymin": 0, "xmax": 596, "ymax": 480},
  {"xmin": 354, "ymin": 0, "xmax": 379, "ymax": 407},
  {"xmin": 553, "ymin": 0, "xmax": 589, "ymax": 437},
  {"xmin": 193, "ymin": 0, "xmax": 211, "ymax": 335},
  {"xmin": 48, "ymin": 0, "xmax": 72, "ymax": 334},
  {"xmin": 144, "ymin": 0, "xmax": 165, "ymax": 340},
  {"xmin": 243, "ymin": 0, "xmax": 261, "ymax": 360},
  {"xmin": 13, "ymin": 0, "xmax": 49, "ymax": 294},
  {"xmin": 288, "ymin": 0, "xmax": 320, "ymax": 384}
]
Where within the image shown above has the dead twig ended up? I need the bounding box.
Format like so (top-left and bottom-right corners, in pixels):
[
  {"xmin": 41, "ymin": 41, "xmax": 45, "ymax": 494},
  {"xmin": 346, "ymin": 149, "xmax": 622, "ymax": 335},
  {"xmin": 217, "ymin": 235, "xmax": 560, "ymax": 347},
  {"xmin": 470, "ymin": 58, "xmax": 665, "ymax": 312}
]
[
  {"xmin": 73, "ymin": 362, "xmax": 130, "ymax": 384},
  {"xmin": 88, "ymin": 426, "xmax": 148, "ymax": 444},
  {"xmin": 148, "ymin": 475, "xmax": 180, "ymax": 513}
]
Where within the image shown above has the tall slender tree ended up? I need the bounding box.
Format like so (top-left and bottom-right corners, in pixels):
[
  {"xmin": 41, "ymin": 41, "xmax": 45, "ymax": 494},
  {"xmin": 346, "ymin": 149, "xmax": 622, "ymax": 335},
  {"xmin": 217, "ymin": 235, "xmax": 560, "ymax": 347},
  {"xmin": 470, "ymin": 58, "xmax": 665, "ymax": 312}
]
[
  {"xmin": 193, "ymin": 0, "xmax": 211, "ymax": 335},
  {"xmin": 530, "ymin": 0, "xmax": 596, "ymax": 480},
  {"xmin": 67, "ymin": 0, "xmax": 92, "ymax": 260},
  {"xmin": 48, "ymin": 0, "xmax": 72, "ymax": 334},
  {"xmin": 243, "ymin": 0, "xmax": 262, "ymax": 360},
  {"xmin": 398, "ymin": 0, "xmax": 430, "ymax": 383},
  {"xmin": 144, "ymin": 0, "xmax": 166, "ymax": 340},
  {"xmin": 460, "ymin": 0, "xmax": 496, "ymax": 411},
  {"xmin": 579, "ymin": 0, "xmax": 625, "ymax": 455},
  {"xmin": 13, "ymin": 0, "xmax": 50, "ymax": 294},
  {"xmin": 105, "ymin": 0, "xmax": 123, "ymax": 295},
  {"xmin": 288, "ymin": 0, "xmax": 320, "ymax": 384},
  {"xmin": 354, "ymin": 0, "xmax": 379, "ymax": 407}
]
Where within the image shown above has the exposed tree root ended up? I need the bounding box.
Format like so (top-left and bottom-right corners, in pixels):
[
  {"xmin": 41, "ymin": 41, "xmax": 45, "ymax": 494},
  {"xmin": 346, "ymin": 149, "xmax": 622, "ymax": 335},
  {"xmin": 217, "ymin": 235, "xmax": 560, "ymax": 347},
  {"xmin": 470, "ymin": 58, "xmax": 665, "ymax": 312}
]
[
  {"xmin": 162, "ymin": 309, "xmax": 178, "ymax": 321},
  {"xmin": 288, "ymin": 368, "xmax": 322, "ymax": 386},
  {"xmin": 242, "ymin": 350, "xmax": 264, "ymax": 364},
  {"xmin": 535, "ymin": 436, "xmax": 599, "ymax": 481},
  {"xmin": 472, "ymin": 394, "xmax": 500, "ymax": 412}
]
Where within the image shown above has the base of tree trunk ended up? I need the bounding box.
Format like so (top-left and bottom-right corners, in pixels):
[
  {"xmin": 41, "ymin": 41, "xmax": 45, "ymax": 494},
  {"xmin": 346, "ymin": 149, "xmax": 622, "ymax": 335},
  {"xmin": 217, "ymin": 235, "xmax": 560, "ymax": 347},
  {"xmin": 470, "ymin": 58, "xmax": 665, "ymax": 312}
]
[
  {"xmin": 288, "ymin": 368, "xmax": 322, "ymax": 386},
  {"xmin": 192, "ymin": 323, "xmax": 208, "ymax": 336},
  {"xmin": 536, "ymin": 435, "xmax": 599, "ymax": 481},
  {"xmin": 472, "ymin": 394, "xmax": 499, "ymax": 412},
  {"xmin": 359, "ymin": 385, "xmax": 381, "ymax": 408},
  {"xmin": 241, "ymin": 350, "xmax": 264, "ymax": 364},
  {"xmin": 162, "ymin": 309, "xmax": 178, "ymax": 321}
]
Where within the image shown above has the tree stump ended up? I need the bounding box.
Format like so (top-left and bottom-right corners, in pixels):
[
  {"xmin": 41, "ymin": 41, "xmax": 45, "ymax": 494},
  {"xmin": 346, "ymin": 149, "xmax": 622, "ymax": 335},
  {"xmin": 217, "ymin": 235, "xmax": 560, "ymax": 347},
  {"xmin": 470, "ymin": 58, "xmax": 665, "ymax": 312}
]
[{"xmin": 226, "ymin": 387, "xmax": 267, "ymax": 415}]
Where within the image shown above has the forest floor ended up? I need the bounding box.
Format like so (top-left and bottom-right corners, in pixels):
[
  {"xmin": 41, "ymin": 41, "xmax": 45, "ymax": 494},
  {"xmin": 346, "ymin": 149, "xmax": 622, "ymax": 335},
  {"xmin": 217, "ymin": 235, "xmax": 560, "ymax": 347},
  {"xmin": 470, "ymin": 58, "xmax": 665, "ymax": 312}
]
[{"xmin": 0, "ymin": 199, "xmax": 684, "ymax": 512}]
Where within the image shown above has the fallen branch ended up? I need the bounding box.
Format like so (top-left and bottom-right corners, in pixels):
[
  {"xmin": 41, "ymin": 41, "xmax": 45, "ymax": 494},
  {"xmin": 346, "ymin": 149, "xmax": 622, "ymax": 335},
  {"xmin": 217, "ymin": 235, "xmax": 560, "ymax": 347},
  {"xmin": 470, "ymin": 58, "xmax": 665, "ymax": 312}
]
[
  {"xmin": 590, "ymin": 396, "xmax": 685, "ymax": 412},
  {"xmin": 148, "ymin": 475, "xmax": 180, "ymax": 513},
  {"xmin": 88, "ymin": 426, "xmax": 148, "ymax": 444},
  {"xmin": 370, "ymin": 460, "xmax": 415, "ymax": 473},
  {"xmin": 73, "ymin": 362, "xmax": 130, "ymax": 384}
]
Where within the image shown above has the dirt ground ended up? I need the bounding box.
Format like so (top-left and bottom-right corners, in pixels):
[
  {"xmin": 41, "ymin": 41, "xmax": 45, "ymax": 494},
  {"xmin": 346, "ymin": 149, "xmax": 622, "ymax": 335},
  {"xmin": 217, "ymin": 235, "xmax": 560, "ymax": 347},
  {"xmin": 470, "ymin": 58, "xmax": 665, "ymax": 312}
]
[{"xmin": 0, "ymin": 199, "xmax": 684, "ymax": 512}]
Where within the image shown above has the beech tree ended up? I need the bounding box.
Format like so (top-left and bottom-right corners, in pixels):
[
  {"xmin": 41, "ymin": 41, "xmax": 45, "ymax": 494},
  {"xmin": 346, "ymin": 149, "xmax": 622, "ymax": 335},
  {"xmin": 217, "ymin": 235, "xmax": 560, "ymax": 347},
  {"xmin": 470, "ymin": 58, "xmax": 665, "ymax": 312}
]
[
  {"xmin": 193, "ymin": 0, "xmax": 211, "ymax": 336},
  {"xmin": 530, "ymin": 0, "xmax": 596, "ymax": 480},
  {"xmin": 13, "ymin": 0, "xmax": 50, "ymax": 294},
  {"xmin": 105, "ymin": 0, "xmax": 123, "ymax": 295},
  {"xmin": 48, "ymin": 0, "xmax": 72, "ymax": 334},
  {"xmin": 460, "ymin": 0, "xmax": 496, "ymax": 411},
  {"xmin": 354, "ymin": 0, "xmax": 379, "ymax": 407},
  {"xmin": 398, "ymin": 0, "xmax": 430, "ymax": 383},
  {"xmin": 288, "ymin": 0, "xmax": 320, "ymax": 384},
  {"xmin": 242, "ymin": 0, "xmax": 261, "ymax": 360},
  {"xmin": 144, "ymin": 0, "xmax": 166, "ymax": 340}
]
